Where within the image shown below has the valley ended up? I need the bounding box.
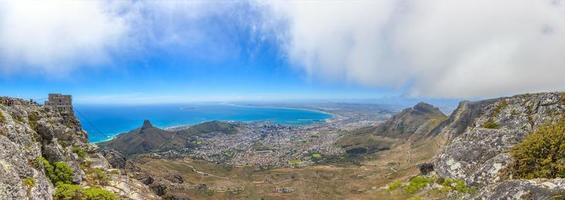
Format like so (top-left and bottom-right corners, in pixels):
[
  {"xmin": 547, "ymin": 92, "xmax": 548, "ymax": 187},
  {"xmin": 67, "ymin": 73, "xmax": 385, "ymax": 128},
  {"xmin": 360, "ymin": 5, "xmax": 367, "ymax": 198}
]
[{"xmin": 97, "ymin": 102, "xmax": 450, "ymax": 199}]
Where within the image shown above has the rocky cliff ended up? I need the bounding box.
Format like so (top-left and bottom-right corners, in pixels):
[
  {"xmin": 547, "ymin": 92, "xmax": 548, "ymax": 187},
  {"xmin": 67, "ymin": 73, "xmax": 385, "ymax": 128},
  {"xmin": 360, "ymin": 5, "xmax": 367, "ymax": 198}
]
[
  {"xmin": 433, "ymin": 92, "xmax": 565, "ymax": 199},
  {"xmin": 0, "ymin": 97, "xmax": 157, "ymax": 200}
]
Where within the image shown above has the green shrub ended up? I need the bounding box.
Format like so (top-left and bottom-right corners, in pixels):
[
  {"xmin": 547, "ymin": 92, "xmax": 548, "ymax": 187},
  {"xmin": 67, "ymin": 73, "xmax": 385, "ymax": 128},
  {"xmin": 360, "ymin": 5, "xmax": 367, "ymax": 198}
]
[
  {"xmin": 38, "ymin": 158, "xmax": 74, "ymax": 185},
  {"xmin": 511, "ymin": 117, "xmax": 565, "ymax": 179},
  {"xmin": 91, "ymin": 168, "xmax": 110, "ymax": 185},
  {"xmin": 23, "ymin": 177, "xmax": 35, "ymax": 188},
  {"xmin": 72, "ymin": 146, "xmax": 87, "ymax": 159},
  {"xmin": 14, "ymin": 114, "xmax": 24, "ymax": 123},
  {"xmin": 83, "ymin": 187, "xmax": 118, "ymax": 200},
  {"xmin": 28, "ymin": 112, "xmax": 39, "ymax": 131},
  {"xmin": 0, "ymin": 112, "xmax": 5, "ymax": 124},
  {"xmin": 54, "ymin": 183, "xmax": 82, "ymax": 200},
  {"xmin": 288, "ymin": 159, "xmax": 302, "ymax": 167},
  {"xmin": 54, "ymin": 184, "xmax": 118, "ymax": 200},
  {"xmin": 51, "ymin": 162, "xmax": 75, "ymax": 185},
  {"xmin": 387, "ymin": 180, "xmax": 402, "ymax": 191},
  {"xmin": 439, "ymin": 178, "xmax": 473, "ymax": 193},
  {"xmin": 33, "ymin": 156, "xmax": 48, "ymax": 169},
  {"xmin": 492, "ymin": 100, "xmax": 508, "ymax": 117},
  {"xmin": 483, "ymin": 118, "xmax": 499, "ymax": 129},
  {"xmin": 553, "ymin": 192, "xmax": 565, "ymax": 200},
  {"xmin": 311, "ymin": 153, "xmax": 322, "ymax": 161},
  {"xmin": 404, "ymin": 176, "xmax": 435, "ymax": 194}
]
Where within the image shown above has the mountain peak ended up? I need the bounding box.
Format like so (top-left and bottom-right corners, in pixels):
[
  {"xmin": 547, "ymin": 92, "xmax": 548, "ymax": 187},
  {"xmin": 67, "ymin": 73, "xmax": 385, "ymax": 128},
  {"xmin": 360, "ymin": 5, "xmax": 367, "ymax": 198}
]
[
  {"xmin": 413, "ymin": 102, "xmax": 442, "ymax": 114},
  {"xmin": 142, "ymin": 120, "xmax": 153, "ymax": 129}
]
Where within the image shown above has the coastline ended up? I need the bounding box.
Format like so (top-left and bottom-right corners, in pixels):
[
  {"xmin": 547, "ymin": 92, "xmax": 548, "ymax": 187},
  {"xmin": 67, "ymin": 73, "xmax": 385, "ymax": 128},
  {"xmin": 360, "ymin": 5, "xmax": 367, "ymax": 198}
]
[{"xmin": 86, "ymin": 104, "xmax": 335, "ymax": 143}]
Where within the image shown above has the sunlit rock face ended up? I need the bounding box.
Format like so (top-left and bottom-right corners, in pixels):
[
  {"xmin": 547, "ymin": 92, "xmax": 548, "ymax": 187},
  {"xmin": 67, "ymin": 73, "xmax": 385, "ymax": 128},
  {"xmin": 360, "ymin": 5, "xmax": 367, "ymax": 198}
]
[
  {"xmin": 0, "ymin": 97, "xmax": 158, "ymax": 200},
  {"xmin": 433, "ymin": 92, "xmax": 565, "ymax": 198}
]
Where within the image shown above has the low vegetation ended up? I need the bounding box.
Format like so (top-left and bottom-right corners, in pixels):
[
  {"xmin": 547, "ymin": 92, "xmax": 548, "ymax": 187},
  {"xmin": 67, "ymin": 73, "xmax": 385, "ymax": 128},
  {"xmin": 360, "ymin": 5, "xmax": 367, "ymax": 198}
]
[
  {"xmin": 14, "ymin": 114, "xmax": 24, "ymax": 124},
  {"xmin": 288, "ymin": 159, "xmax": 302, "ymax": 167},
  {"xmin": 88, "ymin": 168, "xmax": 110, "ymax": 186},
  {"xmin": 311, "ymin": 152, "xmax": 322, "ymax": 161},
  {"xmin": 482, "ymin": 100, "xmax": 509, "ymax": 129},
  {"xmin": 36, "ymin": 156, "xmax": 117, "ymax": 199},
  {"xmin": 35, "ymin": 157, "xmax": 74, "ymax": 185},
  {"xmin": 511, "ymin": 117, "xmax": 565, "ymax": 179},
  {"xmin": 387, "ymin": 180, "xmax": 402, "ymax": 191},
  {"xmin": 36, "ymin": 156, "xmax": 116, "ymax": 199},
  {"xmin": 492, "ymin": 100, "xmax": 508, "ymax": 117},
  {"xmin": 72, "ymin": 146, "xmax": 87, "ymax": 159},
  {"xmin": 437, "ymin": 177, "xmax": 474, "ymax": 193},
  {"xmin": 386, "ymin": 175, "xmax": 474, "ymax": 199},
  {"xmin": 403, "ymin": 176, "xmax": 436, "ymax": 194},
  {"xmin": 23, "ymin": 177, "xmax": 35, "ymax": 189},
  {"xmin": 0, "ymin": 112, "xmax": 5, "ymax": 124},
  {"xmin": 49, "ymin": 162, "xmax": 75, "ymax": 185},
  {"xmin": 54, "ymin": 183, "xmax": 117, "ymax": 200},
  {"xmin": 28, "ymin": 112, "xmax": 39, "ymax": 131},
  {"xmin": 483, "ymin": 118, "xmax": 499, "ymax": 129}
]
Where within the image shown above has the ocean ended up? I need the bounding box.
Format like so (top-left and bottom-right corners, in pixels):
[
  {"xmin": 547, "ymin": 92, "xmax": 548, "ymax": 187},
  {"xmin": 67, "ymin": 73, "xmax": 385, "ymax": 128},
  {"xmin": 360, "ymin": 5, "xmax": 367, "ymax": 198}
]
[{"xmin": 74, "ymin": 104, "xmax": 333, "ymax": 143}]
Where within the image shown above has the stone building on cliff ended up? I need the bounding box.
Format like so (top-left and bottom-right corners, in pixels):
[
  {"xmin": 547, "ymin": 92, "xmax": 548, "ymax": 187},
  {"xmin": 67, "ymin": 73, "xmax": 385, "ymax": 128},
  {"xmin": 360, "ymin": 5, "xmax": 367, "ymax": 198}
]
[{"xmin": 44, "ymin": 93, "xmax": 73, "ymax": 113}]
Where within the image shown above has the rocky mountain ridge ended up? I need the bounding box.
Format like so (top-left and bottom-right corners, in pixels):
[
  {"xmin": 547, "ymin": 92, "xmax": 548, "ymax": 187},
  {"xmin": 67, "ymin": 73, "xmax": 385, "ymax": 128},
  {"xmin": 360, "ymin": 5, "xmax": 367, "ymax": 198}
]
[
  {"xmin": 0, "ymin": 97, "xmax": 157, "ymax": 199},
  {"xmin": 432, "ymin": 92, "xmax": 565, "ymax": 199},
  {"xmin": 337, "ymin": 102, "xmax": 447, "ymax": 157}
]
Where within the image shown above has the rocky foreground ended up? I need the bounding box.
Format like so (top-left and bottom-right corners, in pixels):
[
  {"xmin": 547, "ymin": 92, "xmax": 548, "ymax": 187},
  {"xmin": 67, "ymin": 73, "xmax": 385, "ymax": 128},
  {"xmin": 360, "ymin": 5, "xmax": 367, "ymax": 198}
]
[
  {"xmin": 433, "ymin": 92, "xmax": 565, "ymax": 199},
  {"xmin": 0, "ymin": 98, "xmax": 157, "ymax": 199}
]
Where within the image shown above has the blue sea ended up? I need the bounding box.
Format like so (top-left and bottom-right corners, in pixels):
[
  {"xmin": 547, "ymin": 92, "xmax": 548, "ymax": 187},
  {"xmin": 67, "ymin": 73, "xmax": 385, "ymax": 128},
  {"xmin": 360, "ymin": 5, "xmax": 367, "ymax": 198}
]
[{"xmin": 74, "ymin": 104, "xmax": 332, "ymax": 143}]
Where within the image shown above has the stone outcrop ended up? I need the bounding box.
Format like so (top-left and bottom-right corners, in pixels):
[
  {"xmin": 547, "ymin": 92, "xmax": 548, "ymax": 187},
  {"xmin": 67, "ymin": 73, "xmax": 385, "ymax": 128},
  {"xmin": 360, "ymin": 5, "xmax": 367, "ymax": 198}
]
[
  {"xmin": 433, "ymin": 92, "xmax": 565, "ymax": 198},
  {"xmin": 0, "ymin": 97, "xmax": 158, "ymax": 200},
  {"xmin": 474, "ymin": 179, "xmax": 565, "ymax": 200}
]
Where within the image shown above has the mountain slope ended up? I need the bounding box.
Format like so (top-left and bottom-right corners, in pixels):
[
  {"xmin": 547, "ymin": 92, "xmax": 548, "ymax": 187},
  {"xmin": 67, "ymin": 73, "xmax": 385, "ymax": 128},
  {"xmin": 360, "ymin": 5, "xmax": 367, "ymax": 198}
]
[
  {"xmin": 374, "ymin": 102, "xmax": 447, "ymax": 138},
  {"xmin": 99, "ymin": 120, "xmax": 176, "ymax": 157},
  {"xmin": 0, "ymin": 97, "xmax": 157, "ymax": 199},
  {"xmin": 99, "ymin": 120, "xmax": 240, "ymax": 157},
  {"xmin": 337, "ymin": 102, "xmax": 447, "ymax": 156}
]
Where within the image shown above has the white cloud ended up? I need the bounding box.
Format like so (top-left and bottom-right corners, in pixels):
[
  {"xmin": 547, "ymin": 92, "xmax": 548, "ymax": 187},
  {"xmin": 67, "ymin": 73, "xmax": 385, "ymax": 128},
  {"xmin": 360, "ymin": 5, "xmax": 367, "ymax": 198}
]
[
  {"xmin": 0, "ymin": 0, "xmax": 128, "ymax": 76},
  {"xmin": 262, "ymin": 0, "xmax": 565, "ymax": 98},
  {"xmin": 2, "ymin": 0, "xmax": 564, "ymax": 98}
]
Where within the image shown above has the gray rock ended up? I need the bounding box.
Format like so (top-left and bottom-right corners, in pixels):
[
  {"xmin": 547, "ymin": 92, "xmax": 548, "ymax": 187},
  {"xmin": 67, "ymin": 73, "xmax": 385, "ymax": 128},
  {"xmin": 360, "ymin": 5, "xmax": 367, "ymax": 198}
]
[
  {"xmin": 433, "ymin": 92, "xmax": 565, "ymax": 198},
  {"xmin": 0, "ymin": 97, "xmax": 158, "ymax": 200},
  {"xmin": 100, "ymin": 149, "xmax": 127, "ymax": 169},
  {"xmin": 475, "ymin": 179, "xmax": 565, "ymax": 200}
]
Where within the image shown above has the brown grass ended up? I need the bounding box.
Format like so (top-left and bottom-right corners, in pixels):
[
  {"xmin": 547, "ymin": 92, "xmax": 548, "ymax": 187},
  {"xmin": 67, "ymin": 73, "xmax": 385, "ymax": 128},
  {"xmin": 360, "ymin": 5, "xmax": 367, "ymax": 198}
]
[{"xmin": 131, "ymin": 135, "xmax": 447, "ymax": 200}]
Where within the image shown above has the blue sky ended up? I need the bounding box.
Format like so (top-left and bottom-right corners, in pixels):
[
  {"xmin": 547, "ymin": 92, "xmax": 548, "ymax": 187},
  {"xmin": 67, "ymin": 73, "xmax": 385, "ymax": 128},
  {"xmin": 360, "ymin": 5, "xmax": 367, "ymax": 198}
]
[
  {"xmin": 0, "ymin": 1, "xmax": 563, "ymax": 104},
  {"xmin": 0, "ymin": 1, "xmax": 399, "ymax": 104}
]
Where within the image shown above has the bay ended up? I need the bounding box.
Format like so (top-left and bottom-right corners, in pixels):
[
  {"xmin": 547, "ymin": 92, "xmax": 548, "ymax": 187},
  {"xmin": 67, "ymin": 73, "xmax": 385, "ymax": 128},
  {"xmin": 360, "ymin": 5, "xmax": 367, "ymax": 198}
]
[{"xmin": 74, "ymin": 104, "xmax": 332, "ymax": 143}]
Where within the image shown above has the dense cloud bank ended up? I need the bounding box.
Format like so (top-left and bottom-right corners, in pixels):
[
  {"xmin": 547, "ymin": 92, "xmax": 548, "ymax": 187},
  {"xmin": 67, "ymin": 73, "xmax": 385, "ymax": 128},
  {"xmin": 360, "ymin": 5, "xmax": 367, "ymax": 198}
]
[{"xmin": 262, "ymin": 0, "xmax": 565, "ymax": 98}]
